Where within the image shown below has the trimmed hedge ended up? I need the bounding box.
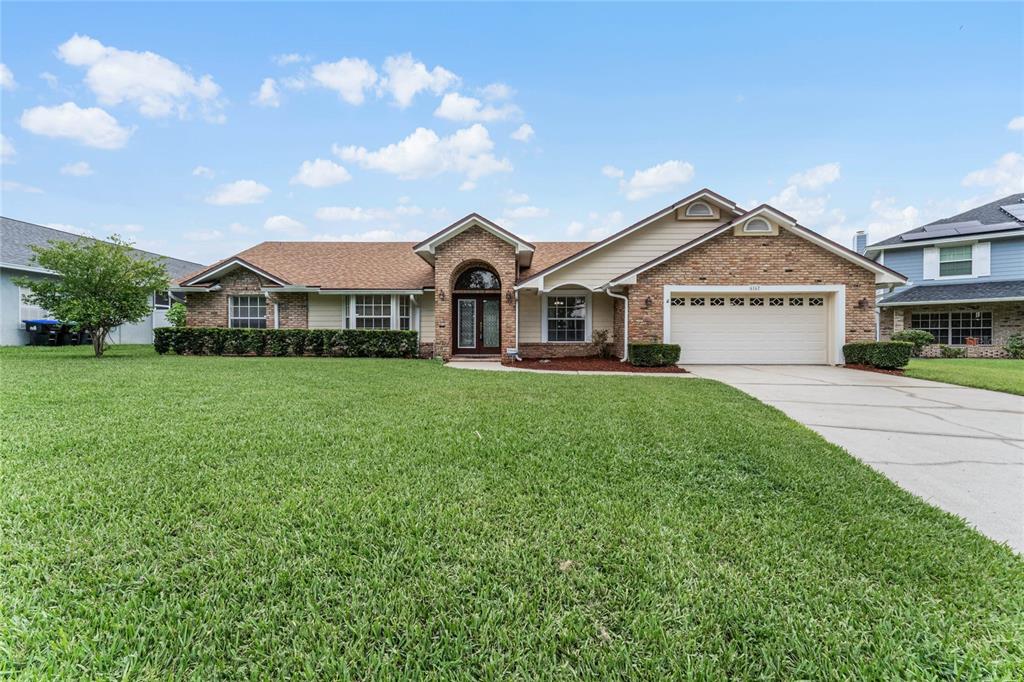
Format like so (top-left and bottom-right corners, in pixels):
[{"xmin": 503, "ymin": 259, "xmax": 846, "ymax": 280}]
[
  {"xmin": 842, "ymin": 340, "xmax": 913, "ymax": 369},
  {"xmin": 629, "ymin": 343, "xmax": 681, "ymax": 367},
  {"xmin": 891, "ymin": 329, "xmax": 935, "ymax": 357},
  {"xmin": 154, "ymin": 327, "xmax": 419, "ymax": 358}
]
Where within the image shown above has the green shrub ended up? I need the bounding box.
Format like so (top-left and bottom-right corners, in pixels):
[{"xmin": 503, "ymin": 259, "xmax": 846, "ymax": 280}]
[
  {"xmin": 842, "ymin": 342, "xmax": 874, "ymax": 365},
  {"xmin": 867, "ymin": 341, "xmax": 914, "ymax": 369},
  {"xmin": 891, "ymin": 329, "xmax": 935, "ymax": 356},
  {"xmin": 629, "ymin": 343, "xmax": 680, "ymax": 367},
  {"xmin": 154, "ymin": 327, "xmax": 419, "ymax": 358},
  {"xmin": 940, "ymin": 345, "xmax": 966, "ymax": 359},
  {"xmin": 1004, "ymin": 333, "xmax": 1024, "ymax": 360},
  {"xmin": 166, "ymin": 302, "xmax": 188, "ymax": 328},
  {"xmin": 592, "ymin": 329, "xmax": 614, "ymax": 359}
]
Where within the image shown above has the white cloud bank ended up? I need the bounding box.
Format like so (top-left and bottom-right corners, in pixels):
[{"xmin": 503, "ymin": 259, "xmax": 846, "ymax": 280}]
[
  {"xmin": 253, "ymin": 78, "xmax": 281, "ymax": 107},
  {"xmin": 0, "ymin": 63, "xmax": 15, "ymax": 89},
  {"xmin": 264, "ymin": 215, "xmax": 306, "ymax": 237},
  {"xmin": 205, "ymin": 180, "xmax": 270, "ymax": 205},
  {"xmin": 20, "ymin": 102, "xmax": 133, "ymax": 149},
  {"xmin": 962, "ymin": 152, "xmax": 1024, "ymax": 196},
  {"xmin": 290, "ymin": 158, "xmax": 351, "ymax": 188},
  {"xmin": 510, "ymin": 124, "xmax": 534, "ymax": 142},
  {"xmin": 57, "ymin": 34, "xmax": 224, "ymax": 121},
  {"xmin": 335, "ymin": 124, "xmax": 511, "ymax": 184},
  {"xmin": 379, "ymin": 53, "xmax": 459, "ymax": 108},
  {"xmin": 434, "ymin": 92, "xmax": 519, "ymax": 122},
  {"xmin": 311, "ymin": 57, "xmax": 378, "ymax": 105},
  {"xmin": 619, "ymin": 160, "xmax": 694, "ymax": 200}
]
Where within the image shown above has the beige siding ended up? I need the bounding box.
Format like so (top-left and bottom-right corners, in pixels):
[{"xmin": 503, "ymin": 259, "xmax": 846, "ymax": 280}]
[
  {"xmin": 418, "ymin": 293, "xmax": 435, "ymax": 342},
  {"xmin": 308, "ymin": 294, "xmax": 345, "ymax": 328},
  {"xmin": 517, "ymin": 289, "xmax": 614, "ymax": 343},
  {"xmin": 544, "ymin": 214, "xmax": 724, "ymax": 289},
  {"xmin": 518, "ymin": 292, "xmax": 542, "ymax": 342}
]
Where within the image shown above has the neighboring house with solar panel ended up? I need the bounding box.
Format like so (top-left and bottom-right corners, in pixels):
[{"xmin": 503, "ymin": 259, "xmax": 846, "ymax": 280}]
[
  {"xmin": 1, "ymin": 217, "xmax": 204, "ymax": 346},
  {"xmin": 866, "ymin": 194, "xmax": 1024, "ymax": 357}
]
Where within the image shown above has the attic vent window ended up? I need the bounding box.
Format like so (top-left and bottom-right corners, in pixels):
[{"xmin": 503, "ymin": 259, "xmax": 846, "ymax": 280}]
[
  {"xmin": 743, "ymin": 217, "xmax": 772, "ymax": 233},
  {"xmin": 685, "ymin": 201, "xmax": 713, "ymax": 217}
]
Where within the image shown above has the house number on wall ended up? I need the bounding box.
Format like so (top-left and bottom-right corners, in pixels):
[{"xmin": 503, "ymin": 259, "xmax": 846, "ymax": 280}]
[{"xmin": 748, "ymin": 285, "xmax": 761, "ymax": 291}]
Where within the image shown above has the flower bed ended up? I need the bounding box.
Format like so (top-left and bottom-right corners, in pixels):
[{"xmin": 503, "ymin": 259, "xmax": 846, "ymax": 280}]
[{"xmin": 515, "ymin": 357, "xmax": 686, "ymax": 373}]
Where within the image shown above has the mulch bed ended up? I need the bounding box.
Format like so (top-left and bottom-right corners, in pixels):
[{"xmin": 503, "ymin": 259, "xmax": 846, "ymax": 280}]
[
  {"xmin": 844, "ymin": 363, "xmax": 905, "ymax": 376},
  {"xmin": 514, "ymin": 357, "xmax": 687, "ymax": 373}
]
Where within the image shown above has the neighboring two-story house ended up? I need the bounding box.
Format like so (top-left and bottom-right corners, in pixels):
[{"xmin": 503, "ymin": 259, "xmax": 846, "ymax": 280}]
[{"xmin": 868, "ymin": 194, "xmax": 1024, "ymax": 357}]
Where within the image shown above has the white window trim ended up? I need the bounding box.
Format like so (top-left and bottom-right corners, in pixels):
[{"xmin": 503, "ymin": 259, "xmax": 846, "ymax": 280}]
[
  {"xmin": 153, "ymin": 291, "xmax": 171, "ymax": 309},
  {"xmin": 936, "ymin": 244, "xmax": 976, "ymax": 280},
  {"xmin": 541, "ymin": 289, "xmax": 592, "ymax": 343},
  {"xmin": 743, "ymin": 217, "xmax": 772, "ymax": 233},
  {"xmin": 349, "ymin": 294, "xmax": 394, "ymax": 330},
  {"xmin": 228, "ymin": 294, "xmax": 268, "ymax": 329},
  {"xmin": 662, "ymin": 284, "xmax": 846, "ymax": 365}
]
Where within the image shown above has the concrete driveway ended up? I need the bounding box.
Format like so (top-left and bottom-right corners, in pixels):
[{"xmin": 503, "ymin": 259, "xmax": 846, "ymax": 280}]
[{"xmin": 689, "ymin": 365, "xmax": 1024, "ymax": 553}]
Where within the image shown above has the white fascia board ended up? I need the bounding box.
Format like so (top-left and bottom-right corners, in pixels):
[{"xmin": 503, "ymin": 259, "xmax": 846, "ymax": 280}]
[
  {"xmin": 170, "ymin": 285, "xmax": 222, "ymax": 292},
  {"xmin": 0, "ymin": 262, "xmax": 57, "ymax": 275},
  {"xmin": 181, "ymin": 258, "xmax": 289, "ymax": 286},
  {"xmin": 414, "ymin": 217, "xmax": 534, "ymax": 257},
  {"xmin": 878, "ymin": 296, "xmax": 1024, "ymax": 307},
  {"xmin": 865, "ymin": 230, "xmax": 1023, "ymax": 253},
  {"xmin": 290, "ymin": 288, "xmax": 425, "ymax": 295}
]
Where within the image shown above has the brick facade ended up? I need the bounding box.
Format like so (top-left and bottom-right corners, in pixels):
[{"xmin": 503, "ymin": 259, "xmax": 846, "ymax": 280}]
[
  {"xmin": 269, "ymin": 292, "xmax": 308, "ymax": 329},
  {"xmin": 432, "ymin": 226, "xmax": 518, "ymax": 360},
  {"xmin": 880, "ymin": 302, "xmax": 1024, "ymax": 358},
  {"xmin": 627, "ymin": 229, "xmax": 877, "ymax": 344},
  {"xmin": 519, "ymin": 342, "xmax": 603, "ymax": 359},
  {"xmin": 186, "ymin": 269, "xmax": 310, "ymax": 329}
]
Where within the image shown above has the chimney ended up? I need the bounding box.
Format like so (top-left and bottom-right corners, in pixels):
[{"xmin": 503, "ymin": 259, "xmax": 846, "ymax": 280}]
[{"xmin": 853, "ymin": 230, "xmax": 867, "ymax": 254}]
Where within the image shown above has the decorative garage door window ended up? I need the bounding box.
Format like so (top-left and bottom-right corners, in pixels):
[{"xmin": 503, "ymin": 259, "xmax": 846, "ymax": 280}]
[
  {"xmin": 769, "ymin": 297, "xmax": 784, "ymax": 306},
  {"xmin": 670, "ymin": 297, "xmax": 686, "ymax": 306},
  {"xmin": 670, "ymin": 296, "xmax": 821, "ymax": 308},
  {"xmin": 808, "ymin": 297, "xmax": 824, "ymax": 306},
  {"xmin": 729, "ymin": 297, "xmax": 745, "ymax": 306},
  {"xmin": 750, "ymin": 297, "xmax": 764, "ymax": 306},
  {"xmin": 689, "ymin": 297, "xmax": 705, "ymax": 306}
]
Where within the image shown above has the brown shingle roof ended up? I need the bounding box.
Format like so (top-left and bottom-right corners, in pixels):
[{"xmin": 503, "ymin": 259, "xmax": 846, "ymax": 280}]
[{"xmin": 177, "ymin": 240, "xmax": 595, "ymax": 289}]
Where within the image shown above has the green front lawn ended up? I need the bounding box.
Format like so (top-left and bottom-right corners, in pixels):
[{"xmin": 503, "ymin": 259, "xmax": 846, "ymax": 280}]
[
  {"xmin": 1, "ymin": 346, "xmax": 1021, "ymax": 678},
  {"xmin": 905, "ymin": 357, "xmax": 1024, "ymax": 395}
]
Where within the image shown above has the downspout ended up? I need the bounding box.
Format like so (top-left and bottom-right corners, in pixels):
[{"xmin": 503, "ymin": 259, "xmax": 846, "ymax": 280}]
[
  {"xmin": 514, "ymin": 289, "xmax": 521, "ymax": 361},
  {"xmin": 605, "ymin": 288, "xmax": 629, "ymax": 363}
]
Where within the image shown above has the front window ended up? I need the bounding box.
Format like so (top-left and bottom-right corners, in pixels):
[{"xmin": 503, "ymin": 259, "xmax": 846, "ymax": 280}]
[
  {"xmin": 910, "ymin": 311, "xmax": 991, "ymax": 345},
  {"xmin": 939, "ymin": 245, "xmax": 972, "ymax": 277},
  {"xmin": 355, "ymin": 295, "xmax": 391, "ymax": 329},
  {"xmin": 229, "ymin": 296, "xmax": 267, "ymax": 328},
  {"xmin": 153, "ymin": 291, "xmax": 171, "ymax": 309},
  {"xmin": 546, "ymin": 295, "xmax": 587, "ymax": 342},
  {"xmin": 398, "ymin": 296, "xmax": 411, "ymax": 330}
]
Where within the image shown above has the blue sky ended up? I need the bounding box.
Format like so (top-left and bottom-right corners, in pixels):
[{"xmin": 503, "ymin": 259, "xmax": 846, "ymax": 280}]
[{"xmin": 2, "ymin": 2, "xmax": 1022, "ymax": 265}]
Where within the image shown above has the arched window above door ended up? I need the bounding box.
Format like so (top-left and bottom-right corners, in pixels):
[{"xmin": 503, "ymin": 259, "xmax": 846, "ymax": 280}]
[{"xmin": 454, "ymin": 267, "xmax": 500, "ymax": 290}]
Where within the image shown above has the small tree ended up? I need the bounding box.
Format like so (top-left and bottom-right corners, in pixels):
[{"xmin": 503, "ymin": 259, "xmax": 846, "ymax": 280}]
[
  {"xmin": 166, "ymin": 301, "xmax": 188, "ymax": 328},
  {"xmin": 14, "ymin": 236, "xmax": 169, "ymax": 357}
]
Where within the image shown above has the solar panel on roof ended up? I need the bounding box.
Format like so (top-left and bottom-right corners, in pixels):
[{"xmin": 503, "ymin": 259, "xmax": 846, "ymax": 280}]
[
  {"xmin": 954, "ymin": 221, "xmax": 1022, "ymax": 236},
  {"xmin": 902, "ymin": 229, "xmax": 957, "ymax": 241},
  {"xmin": 1001, "ymin": 204, "xmax": 1024, "ymax": 221}
]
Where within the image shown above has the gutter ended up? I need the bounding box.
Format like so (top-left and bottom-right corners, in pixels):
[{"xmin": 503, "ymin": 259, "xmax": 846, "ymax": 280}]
[
  {"xmin": 604, "ymin": 288, "xmax": 629, "ymax": 363},
  {"xmin": 878, "ymin": 296, "xmax": 1024, "ymax": 307}
]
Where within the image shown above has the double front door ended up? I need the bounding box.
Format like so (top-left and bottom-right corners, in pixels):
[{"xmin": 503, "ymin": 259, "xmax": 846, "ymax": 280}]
[{"xmin": 454, "ymin": 295, "xmax": 500, "ymax": 354}]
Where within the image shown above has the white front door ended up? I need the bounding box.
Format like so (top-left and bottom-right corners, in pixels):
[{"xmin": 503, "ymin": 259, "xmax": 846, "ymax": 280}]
[{"xmin": 668, "ymin": 293, "xmax": 829, "ymax": 364}]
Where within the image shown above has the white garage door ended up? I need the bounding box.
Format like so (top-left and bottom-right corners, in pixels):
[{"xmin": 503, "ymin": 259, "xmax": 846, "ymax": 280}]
[{"xmin": 668, "ymin": 294, "xmax": 828, "ymax": 364}]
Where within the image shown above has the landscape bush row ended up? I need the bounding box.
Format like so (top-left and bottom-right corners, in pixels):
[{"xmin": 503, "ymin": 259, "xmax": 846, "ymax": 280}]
[
  {"xmin": 628, "ymin": 343, "xmax": 681, "ymax": 367},
  {"xmin": 842, "ymin": 341, "xmax": 914, "ymax": 369},
  {"xmin": 154, "ymin": 327, "xmax": 420, "ymax": 358}
]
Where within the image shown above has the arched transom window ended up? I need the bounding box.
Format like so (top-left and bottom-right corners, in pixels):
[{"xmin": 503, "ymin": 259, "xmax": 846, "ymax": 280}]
[
  {"xmin": 743, "ymin": 217, "xmax": 772, "ymax": 233},
  {"xmin": 454, "ymin": 267, "xmax": 500, "ymax": 290},
  {"xmin": 685, "ymin": 201, "xmax": 713, "ymax": 217}
]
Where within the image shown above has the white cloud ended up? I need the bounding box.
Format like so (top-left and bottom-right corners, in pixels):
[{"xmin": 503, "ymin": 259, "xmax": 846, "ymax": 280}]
[
  {"xmin": 335, "ymin": 124, "xmax": 511, "ymax": 184},
  {"xmin": 228, "ymin": 222, "xmax": 252, "ymax": 234},
  {"xmin": 3, "ymin": 181, "xmax": 44, "ymax": 193},
  {"xmin": 273, "ymin": 53, "xmax": 308, "ymax": 66},
  {"xmin": 253, "ymin": 77, "xmax": 281, "ymax": 107},
  {"xmin": 434, "ymin": 92, "xmax": 519, "ymax": 122},
  {"xmin": 503, "ymin": 205, "xmax": 549, "ymax": 220},
  {"xmin": 480, "ymin": 82, "xmax": 514, "ymax": 100},
  {"xmin": 619, "ymin": 160, "xmax": 694, "ymax": 200},
  {"xmin": 311, "ymin": 228, "xmax": 428, "ymax": 242},
  {"xmin": 60, "ymin": 161, "xmax": 94, "ymax": 176},
  {"xmin": 205, "ymin": 179, "xmax": 270, "ymax": 205},
  {"xmin": 290, "ymin": 158, "xmax": 351, "ymax": 188},
  {"xmin": 315, "ymin": 203, "xmax": 423, "ymax": 224},
  {"xmin": 184, "ymin": 228, "xmax": 224, "ymax": 241},
  {"xmin": 788, "ymin": 162, "xmax": 841, "ymax": 189},
  {"xmin": 458, "ymin": 180, "xmax": 477, "ymax": 192},
  {"xmin": 57, "ymin": 34, "xmax": 224, "ymax": 121},
  {"xmin": 379, "ymin": 53, "xmax": 459, "ymax": 107},
  {"xmin": 1, "ymin": 134, "xmax": 15, "ymax": 164},
  {"xmin": 192, "ymin": 165, "xmax": 215, "ymax": 178},
  {"xmin": 566, "ymin": 211, "xmax": 625, "ymax": 240},
  {"xmin": 0, "ymin": 63, "xmax": 14, "ymax": 89},
  {"xmin": 263, "ymin": 214, "xmax": 306, "ymax": 237},
  {"xmin": 311, "ymin": 57, "xmax": 378, "ymax": 105},
  {"xmin": 105, "ymin": 223, "xmax": 144, "ymax": 233},
  {"xmin": 505, "ymin": 191, "xmax": 529, "ymax": 204},
  {"xmin": 20, "ymin": 102, "xmax": 133, "ymax": 149},
  {"xmin": 962, "ymin": 152, "xmax": 1024, "ymax": 195},
  {"xmin": 510, "ymin": 123, "xmax": 534, "ymax": 142},
  {"xmin": 1008, "ymin": 116, "xmax": 1024, "ymax": 132},
  {"xmin": 601, "ymin": 165, "xmax": 624, "ymax": 179},
  {"xmin": 865, "ymin": 197, "xmax": 921, "ymax": 242}
]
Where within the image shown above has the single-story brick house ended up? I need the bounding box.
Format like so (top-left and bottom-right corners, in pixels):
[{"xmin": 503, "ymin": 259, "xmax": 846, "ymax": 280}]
[{"xmin": 172, "ymin": 189, "xmax": 906, "ymax": 364}]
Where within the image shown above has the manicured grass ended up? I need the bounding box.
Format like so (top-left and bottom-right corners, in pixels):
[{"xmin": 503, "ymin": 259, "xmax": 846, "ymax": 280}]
[
  {"xmin": 905, "ymin": 357, "xmax": 1024, "ymax": 395},
  {"xmin": 1, "ymin": 346, "xmax": 1021, "ymax": 678}
]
